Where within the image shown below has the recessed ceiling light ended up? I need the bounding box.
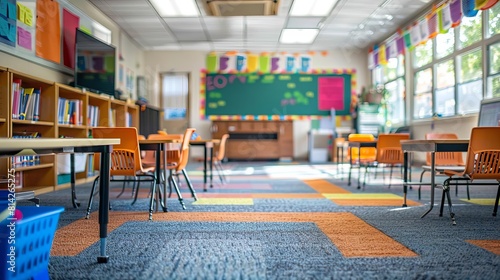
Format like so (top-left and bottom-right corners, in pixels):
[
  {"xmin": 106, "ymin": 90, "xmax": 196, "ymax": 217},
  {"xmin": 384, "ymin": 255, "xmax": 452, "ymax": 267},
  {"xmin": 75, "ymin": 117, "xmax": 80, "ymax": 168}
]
[
  {"xmin": 280, "ymin": 29, "xmax": 319, "ymax": 44},
  {"xmin": 289, "ymin": 0, "xmax": 339, "ymax": 16},
  {"xmin": 150, "ymin": 0, "xmax": 199, "ymax": 17}
]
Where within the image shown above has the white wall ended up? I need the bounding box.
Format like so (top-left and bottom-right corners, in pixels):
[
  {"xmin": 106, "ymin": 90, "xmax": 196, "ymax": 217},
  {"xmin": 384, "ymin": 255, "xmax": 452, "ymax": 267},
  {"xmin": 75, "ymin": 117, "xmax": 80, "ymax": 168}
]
[{"xmin": 144, "ymin": 49, "xmax": 369, "ymax": 159}]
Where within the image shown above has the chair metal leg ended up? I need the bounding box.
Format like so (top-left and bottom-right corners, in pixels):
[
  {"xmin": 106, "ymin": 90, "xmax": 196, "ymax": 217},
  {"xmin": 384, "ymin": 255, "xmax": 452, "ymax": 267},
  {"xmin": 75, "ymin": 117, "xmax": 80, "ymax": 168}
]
[
  {"xmin": 86, "ymin": 177, "xmax": 100, "ymax": 219},
  {"xmin": 418, "ymin": 170, "xmax": 428, "ymax": 200},
  {"xmin": 131, "ymin": 178, "xmax": 141, "ymax": 205},
  {"xmin": 181, "ymin": 168, "xmax": 197, "ymax": 201},
  {"xmin": 170, "ymin": 170, "xmax": 186, "ymax": 209},
  {"xmin": 444, "ymin": 184, "xmax": 456, "ymax": 225},
  {"xmin": 148, "ymin": 177, "xmax": 157, "ymax": 221},
  {"xmin": 493, "ymin": 183, "xmax": 500, "ymax": 217}
]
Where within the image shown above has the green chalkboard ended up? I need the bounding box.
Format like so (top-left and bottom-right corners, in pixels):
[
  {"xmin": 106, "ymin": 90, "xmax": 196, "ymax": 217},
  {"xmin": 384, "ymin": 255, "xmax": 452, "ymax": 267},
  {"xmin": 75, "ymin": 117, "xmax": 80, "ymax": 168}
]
[{"xmin": 204, "ymin": 72, "xmax": 352, "ymax": 118}]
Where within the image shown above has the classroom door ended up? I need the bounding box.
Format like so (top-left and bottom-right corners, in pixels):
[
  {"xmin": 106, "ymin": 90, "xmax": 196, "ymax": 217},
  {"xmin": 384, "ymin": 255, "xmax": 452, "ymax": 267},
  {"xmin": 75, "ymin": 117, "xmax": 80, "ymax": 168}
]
[{"xmin": 160, "ymin": 72, "xmax": 190, "ymax": 134}]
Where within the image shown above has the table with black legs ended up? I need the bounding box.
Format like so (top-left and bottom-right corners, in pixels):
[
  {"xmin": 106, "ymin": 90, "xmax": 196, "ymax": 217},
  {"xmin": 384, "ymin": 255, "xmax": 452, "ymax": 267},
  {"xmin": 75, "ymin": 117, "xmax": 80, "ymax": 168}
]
[{"xmin": 0, "ymin": 138, "xmax": 119, "ymax": 263}]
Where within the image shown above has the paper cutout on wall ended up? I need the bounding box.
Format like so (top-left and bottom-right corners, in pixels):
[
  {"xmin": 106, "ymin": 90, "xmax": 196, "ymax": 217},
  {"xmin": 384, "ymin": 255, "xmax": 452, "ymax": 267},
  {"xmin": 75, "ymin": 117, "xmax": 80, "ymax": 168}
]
[
  {"xmin": 17, "ymin": 2, "xmax": 33, "ymax": 26},
  {"xmin": 17, "ymin": 26, "xmax": 31, "ymax": 50},
  {"xmin": 300, "ymin": 55, "xmax": 311, "ymax": 73},
  {"xmin": 450, "ymin": 0, "xmax": 463, "ymax": 27},
  {"xmin": 438, "ymin": 3, "xmax": 452, "ymax": 33},
  {"xmin": 318, "ymin": 76, "xmax": 345, "ymax": 111},
  {"xmin": 206, "ymin": 53, "xmax": 218, "ymax": 73},
  {"xmin": 247, "ymin": 53, "xmax": 259, "ymax": 73},
  {"xmin": 36, "ymin": 0, "xmax": 61, "ymax": 64},
  {"xmin": 218, "ymin": 55, "xmax": 230, "ymax": 72},
  {"xmin": 236, "ymin": 53, "xmax": 247, "ymax": 72},
  {"xmin": 0, "ymin": 0, "xmax": 16, "ymax": 47},
  {"xmin": 259, "ymin": 54, "xmax": 270, "ymax": 73},
  {"xmin": 62, "ymin": 8, "xmax": 79, "ymax": 68},
  {"xmin": 286, "ymin": 55, "xmax": 296, "ymax": 73}
]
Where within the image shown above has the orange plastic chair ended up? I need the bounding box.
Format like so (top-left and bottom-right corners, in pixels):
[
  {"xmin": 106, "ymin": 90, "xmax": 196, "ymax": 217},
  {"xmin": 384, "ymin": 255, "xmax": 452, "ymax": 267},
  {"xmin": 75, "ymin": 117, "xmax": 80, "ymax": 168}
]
[
  {"xmin": 347, "ymin": 134, "xmax": 377, "ymax": 188},
  {"xmin": 363, "ymin": 133, "xmax": 410, "ymax": 188},
  {"xmin": 213, "ymin": 134, "xmax": 230, "ymax": 184},
  {"xmin": 440, "ymin": 127, "xmax": 500, "ymax": 224},
  {"xmin": 146, "ymin": 128, "xmax": 196, "ymax": 209},
  {"xmin": 418, "ymin": 133, "xmax": 467, "ymax": 200},
  {"xmin": 86, "ymin": 127, "xmax": 157, "ymax": 220}
]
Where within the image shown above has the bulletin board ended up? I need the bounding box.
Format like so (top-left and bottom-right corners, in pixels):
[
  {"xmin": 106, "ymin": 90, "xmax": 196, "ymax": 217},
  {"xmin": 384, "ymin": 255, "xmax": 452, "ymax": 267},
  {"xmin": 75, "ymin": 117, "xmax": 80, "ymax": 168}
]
[
  {"xmin": 201, "ymin": 69, "xmax": 355, "ymax": 120},
  {"xmin": 0, "ymin": 0, "xmax": 111, "ymax": 74}
]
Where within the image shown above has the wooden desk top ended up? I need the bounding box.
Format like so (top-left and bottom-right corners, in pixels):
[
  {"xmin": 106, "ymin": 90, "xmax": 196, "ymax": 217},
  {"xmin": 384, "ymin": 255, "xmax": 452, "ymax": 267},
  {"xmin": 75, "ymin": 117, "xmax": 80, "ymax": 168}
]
[{"xmin": 0, "ymin": 138, "xmax": 120, "ymax": 154}]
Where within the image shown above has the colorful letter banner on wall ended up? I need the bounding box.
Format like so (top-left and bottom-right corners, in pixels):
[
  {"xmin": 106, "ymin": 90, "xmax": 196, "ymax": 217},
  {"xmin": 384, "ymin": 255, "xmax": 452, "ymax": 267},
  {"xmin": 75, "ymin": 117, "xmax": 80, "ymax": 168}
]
[
  {"xmin": 369, "ymin": 0, "xmax": 498, "ymax": 69},
  {"xmin": 204, "ymin": 52, "xmax": 316, "ymax": 74}
]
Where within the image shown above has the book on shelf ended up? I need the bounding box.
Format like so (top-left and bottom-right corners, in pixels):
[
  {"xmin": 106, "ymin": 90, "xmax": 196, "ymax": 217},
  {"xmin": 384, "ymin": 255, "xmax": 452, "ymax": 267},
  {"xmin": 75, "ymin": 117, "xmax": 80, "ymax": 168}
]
[
  {"xmin": 13, "ymin": 85, "xmax": 42, "ymax": 121},
  {"xmin": 87, "ymin": 105, "xmax": 100, "ymax": 127},
  {"xmin": 11, "ymin": 131, "xmax": 41, "ymax": 167},
  {"xmin": 14, "ymin": 171, "xmax": 23, "ymax": 189},
  {"xmin": 58, "ymin": 98, "xmax": 83, "ymax": 125},
  {"xmin": 11, "ymin": 78, "xmax": 22, "ymax": 119}
]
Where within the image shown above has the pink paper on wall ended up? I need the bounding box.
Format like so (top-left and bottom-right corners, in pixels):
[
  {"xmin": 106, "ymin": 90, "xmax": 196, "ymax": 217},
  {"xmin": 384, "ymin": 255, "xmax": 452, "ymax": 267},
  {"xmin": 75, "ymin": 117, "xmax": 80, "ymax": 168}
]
[
  {"xmin": 62, "ymin": 8, "xmax": 80, "ymax": 69},
  {"xmin": 318, "ymin": 77, "xmax": 344, "ymax": 110},
  {"xmin": 17, "ymin": 26, "xmax": 32, "ymax": 50}
]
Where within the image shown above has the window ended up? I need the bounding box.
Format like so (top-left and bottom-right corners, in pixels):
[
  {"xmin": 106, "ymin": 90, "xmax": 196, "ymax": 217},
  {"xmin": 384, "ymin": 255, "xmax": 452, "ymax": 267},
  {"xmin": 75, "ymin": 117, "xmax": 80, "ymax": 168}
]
[
  {"xmin": 488, "ymin": 4, "xmax": 500, "ymax": 37},
  {"xmin": 435, "ymin": 60, "xmax": 455, "ymax": 116},
  {"xmin": 414, "ymin": 68, "xmax": 433, "ymax": 119},
  {"xmin": 436, "ymin": 28, "xmax": 455, "ymax": 59},
  {"xmin": 161, "ymin": 73, "xmax": 188, "ymax": 119},
  {"xmin": 487, "ymin": 42, "xmax": 500, "ymax": 98},
  {"xmin": 459, "ymin": 12, "xmax": 482, "ymax": 49},
  {"xmin": 457, "ymin": 49, "xmax": 482, "ymax": 114},
  {"xmin": 385, "ymin": 78, "xmax": 405, "ymax": 125},
  {"xmin": 413, "ymin": 39, "xmax": 433, "ymax": 68}
]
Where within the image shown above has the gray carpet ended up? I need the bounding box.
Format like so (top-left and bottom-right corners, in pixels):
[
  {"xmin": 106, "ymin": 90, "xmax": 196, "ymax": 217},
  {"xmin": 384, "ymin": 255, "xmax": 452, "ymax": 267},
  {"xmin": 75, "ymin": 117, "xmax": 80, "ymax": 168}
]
[{"xmin": 15, "ymin": 161, "xmax": 500, "ymax": 279}]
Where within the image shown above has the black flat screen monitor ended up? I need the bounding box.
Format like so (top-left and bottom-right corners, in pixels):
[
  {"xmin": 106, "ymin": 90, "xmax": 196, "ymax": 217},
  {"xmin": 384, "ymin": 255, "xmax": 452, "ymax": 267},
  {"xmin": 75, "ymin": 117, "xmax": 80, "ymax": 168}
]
[
  {"xmin": 74, "ymin": 29, "xmax": 116, "ymax": 96},
  {"xmin": 477, "ymin": 97, "xmax": 500, "ymax": 127}
]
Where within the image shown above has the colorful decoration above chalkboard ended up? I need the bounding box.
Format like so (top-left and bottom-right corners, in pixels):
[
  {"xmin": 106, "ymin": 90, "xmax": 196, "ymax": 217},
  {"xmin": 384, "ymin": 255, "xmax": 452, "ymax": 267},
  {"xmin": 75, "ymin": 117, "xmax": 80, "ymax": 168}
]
[{"xmin": 205, "ymin": 51, "xmax": 328, "ymax": 74}]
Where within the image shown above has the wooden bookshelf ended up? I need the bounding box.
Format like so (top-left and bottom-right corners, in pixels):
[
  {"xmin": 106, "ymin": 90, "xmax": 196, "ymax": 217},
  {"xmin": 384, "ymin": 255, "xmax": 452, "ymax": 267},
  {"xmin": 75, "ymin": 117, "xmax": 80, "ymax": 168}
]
[{"xmin": 0, "ymin": 67, "xmax": 140, "ymax": 194}]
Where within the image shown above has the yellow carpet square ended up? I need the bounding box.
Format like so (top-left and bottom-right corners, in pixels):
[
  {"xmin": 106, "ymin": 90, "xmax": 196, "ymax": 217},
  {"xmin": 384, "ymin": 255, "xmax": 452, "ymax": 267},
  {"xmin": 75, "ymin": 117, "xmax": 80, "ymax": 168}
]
[
  {"xmin": 460, "ymin": 198, "xmax": 497, "ymax": 205},
  {"xmin": 192, "ymin": 198, "xmax": 254, "ymax": 205},
  {"xmin": 323, "ymin": 193, "xmax": 403, "ymax": 199}
]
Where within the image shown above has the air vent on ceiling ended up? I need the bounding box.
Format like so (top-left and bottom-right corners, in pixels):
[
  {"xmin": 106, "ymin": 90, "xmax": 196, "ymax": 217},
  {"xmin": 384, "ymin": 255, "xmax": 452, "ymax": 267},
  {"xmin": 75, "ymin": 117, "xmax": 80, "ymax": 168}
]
[{"xmin": 207, "ymin": 0, "xmax": 278, "ymax": 16}]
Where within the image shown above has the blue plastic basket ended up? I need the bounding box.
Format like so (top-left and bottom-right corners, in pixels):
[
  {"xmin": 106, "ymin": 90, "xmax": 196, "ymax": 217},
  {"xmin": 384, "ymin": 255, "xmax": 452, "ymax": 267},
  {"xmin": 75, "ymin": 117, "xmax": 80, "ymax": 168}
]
[{"xmin": 0, "ymin": 206, "xmax": 64, "ymax": 280}]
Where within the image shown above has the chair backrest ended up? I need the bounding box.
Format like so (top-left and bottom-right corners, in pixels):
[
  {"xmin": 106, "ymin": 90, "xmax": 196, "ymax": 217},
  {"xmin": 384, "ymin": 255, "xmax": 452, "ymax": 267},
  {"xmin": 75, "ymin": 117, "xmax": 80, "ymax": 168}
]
[
  {"xmin": 147, "ymin": 128, "xmax": 195, "ymax": 171},
  {"xmin": 347, "ymin": 133, "xmax": 377, "ymax": 161},
  {"xmin": 375, "ymin": 133, "xmax": 410, "ymax": 164},
  {"xmin": 92, "ymin": 127, "xmax": 142, "ymax": 176},
  {"xmin": 425, "ymin": 133, "xmax": 464, "ymax": 166},
  {"xmin": 215, "ymin": 134, "xmax": 230, "ymax": 161},
  {"xmin": 463, "ymin": 127, "xmax": 500, "ymax": 180}
]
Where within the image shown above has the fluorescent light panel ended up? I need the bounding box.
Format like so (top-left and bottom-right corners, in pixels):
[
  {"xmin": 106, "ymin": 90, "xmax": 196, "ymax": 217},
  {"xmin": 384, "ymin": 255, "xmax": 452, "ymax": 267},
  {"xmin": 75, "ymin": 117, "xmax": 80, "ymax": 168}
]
[
  {"xmin": 289, "ymin": 0, "xmax": 338, "ymax": 16},
  {"xmin": 150, "ymin": 0, "xmax": 199, "ymax": 17},
  {"xmin": 280, "ymin": 29, "xmax": 319, "ymax": 44}
]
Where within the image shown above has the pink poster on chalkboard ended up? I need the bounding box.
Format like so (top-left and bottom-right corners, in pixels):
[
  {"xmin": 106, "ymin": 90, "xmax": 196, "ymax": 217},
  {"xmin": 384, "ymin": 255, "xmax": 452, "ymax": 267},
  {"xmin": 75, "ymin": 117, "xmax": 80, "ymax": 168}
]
[{"xmin": 318, "ymin": 77, "xmax": 344, "ymax": 110}]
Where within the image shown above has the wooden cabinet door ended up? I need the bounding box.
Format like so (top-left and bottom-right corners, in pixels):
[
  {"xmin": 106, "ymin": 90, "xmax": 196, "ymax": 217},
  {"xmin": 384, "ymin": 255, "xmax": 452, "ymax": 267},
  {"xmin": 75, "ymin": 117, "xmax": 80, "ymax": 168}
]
[
  {"xmin": 227, "ymin": 140, "xmax": 279, "ymax": 159},
  {"xmin": 278, "ymin": 121, "xmax": 293, "ymax": 157},
  {"xmin": 211, "ymin": 121, "xmax": 228, "ymax": 139}
]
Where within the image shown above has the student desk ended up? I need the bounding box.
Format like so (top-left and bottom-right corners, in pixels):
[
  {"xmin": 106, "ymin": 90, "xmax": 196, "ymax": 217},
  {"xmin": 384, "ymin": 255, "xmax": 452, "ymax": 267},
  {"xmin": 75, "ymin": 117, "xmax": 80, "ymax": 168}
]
[
  {"xmin": 0, "ymin": 137, "xmax": 119, "ymax": 263},
  {"xmin": 400, "ymin": 139, "xmax": 469, "ymax": 217},
  {"xmin": 190, "ymin": 139, "xmax": 220, "ymax": 191}
]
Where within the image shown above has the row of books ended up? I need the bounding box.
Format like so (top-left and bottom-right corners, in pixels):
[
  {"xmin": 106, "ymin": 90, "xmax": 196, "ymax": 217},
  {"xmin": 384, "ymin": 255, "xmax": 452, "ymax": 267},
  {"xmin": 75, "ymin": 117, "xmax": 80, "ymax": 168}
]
[
  {"xmin": 12, "ymin": 78, "xmax": 41, "ymax": 121},
  {"xmin": 11, "ymin": 131, "xmax": 41, "ymax": 167},
  {"xmin": 88, "ymin": 105, "xmax": 100, "ymax": 127},
  {"xmin": 58, "ymin": 98, "xmax": 84, "ymax": 125}
]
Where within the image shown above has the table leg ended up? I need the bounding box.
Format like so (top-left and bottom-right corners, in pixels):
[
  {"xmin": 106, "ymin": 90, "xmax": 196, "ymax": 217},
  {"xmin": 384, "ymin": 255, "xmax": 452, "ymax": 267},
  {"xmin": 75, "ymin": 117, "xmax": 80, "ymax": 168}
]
[
  {"xmin": 209, "ymin": 145, "xmax": 214, "ymax": 188},
  {"xmin": 70, "ymin": 153, "xmax": 80, "ymax": 208},
  {"xmin": 97, "ymin": 147, "xmax": 111, "ymax": 263},
  {"xmin": 348, "ymin": 147, "xmax": 353, "ymax": 186},
  {"xmin": 357, "ymin": 148, "xmax": 361, "ymax": 189},
  {"xmin": 403, "ymin": 151, "xmax": 408, "ymax": 207},
  {"xmin": 162, "ymin": 143, "xmax": 168, "ymax": 212},
  {"xmin": 421, "ymin": 152, "xmax": 436, "ymax": 218},
  {"xmin": 203, "ymin": 145, "xmax": 208, "ymax": 192}
]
